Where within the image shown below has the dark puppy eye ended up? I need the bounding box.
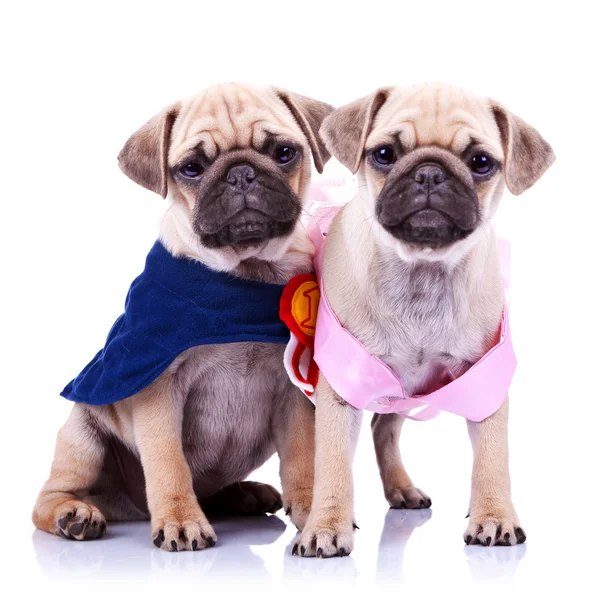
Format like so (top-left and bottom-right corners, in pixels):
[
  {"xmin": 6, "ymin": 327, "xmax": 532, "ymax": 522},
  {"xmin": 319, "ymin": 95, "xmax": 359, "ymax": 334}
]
[
  {"xmin": 180, "ymin": 162, "xmax": 204, "ymax": 178},
  {"xmin": 470, "ymin": 154, "xmax": 493, "ymax": 175},
  {"xmin": 274, "ymin": 146, "xmax": 296, "ymax": 164},
  {"xmin": 372, "ymin": 146, "xmax": 396, "ymax": 166}
]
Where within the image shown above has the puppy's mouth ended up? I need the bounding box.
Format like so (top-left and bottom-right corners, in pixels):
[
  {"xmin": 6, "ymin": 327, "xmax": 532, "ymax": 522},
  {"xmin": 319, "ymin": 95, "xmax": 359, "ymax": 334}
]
[
  {"xmin": 376, "ymin": 158, "xmax": 480, "ymax": 249},
  {"xmin": 192, "ymin": 157, "xmax": 302, "ymax": 251},
  {"xmin": 200, "ymin": 209, "xmax": 296, "ymax": 249},
  {"xmin": 386, "ymin": 209, "xmax": 474, "ymax": 248}
]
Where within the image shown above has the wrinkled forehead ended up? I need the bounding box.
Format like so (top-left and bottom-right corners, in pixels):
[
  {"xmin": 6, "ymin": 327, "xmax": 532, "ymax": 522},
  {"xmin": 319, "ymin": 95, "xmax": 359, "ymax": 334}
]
[
  {"xmin": 169, "ymin": 84, "xmax": 303, "ymax": 163},
  {"xmin": 368, "ymin": 84, "xmax": 502, "ymax": 156}
]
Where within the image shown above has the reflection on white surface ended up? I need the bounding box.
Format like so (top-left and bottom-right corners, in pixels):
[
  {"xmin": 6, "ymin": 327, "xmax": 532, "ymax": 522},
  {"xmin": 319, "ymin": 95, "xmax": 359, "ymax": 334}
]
[
  {"xmin": 32, "ymin": 515, "xmax": 288, "ymax": 582},
  {"xmin": 375, "ymin": 508, "xmax": 432, "ymax": 583},
  {"xmin": 31, "ymin": 507, "xmax": 527, "ymax": 593},
  {"xmin": 464, "ymin": 543, "xmax": 526, "ymax": 587}
]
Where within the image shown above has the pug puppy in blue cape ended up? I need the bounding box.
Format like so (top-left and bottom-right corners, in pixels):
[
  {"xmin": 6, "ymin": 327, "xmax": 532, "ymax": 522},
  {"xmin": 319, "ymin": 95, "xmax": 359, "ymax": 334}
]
[{"xmin": 33, "ymin": 83, "xmax": 333, "ymax": 551}]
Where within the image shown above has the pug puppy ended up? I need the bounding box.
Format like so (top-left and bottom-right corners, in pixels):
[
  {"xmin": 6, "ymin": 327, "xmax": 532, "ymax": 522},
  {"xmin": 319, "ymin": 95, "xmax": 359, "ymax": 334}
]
[
  {"xmin": 295, "ymin": 83, "xmax": 554, "ymax": 557},
  {"xmin": 33, "ymin": 83, "xmax": 333, "ymax": 551}
]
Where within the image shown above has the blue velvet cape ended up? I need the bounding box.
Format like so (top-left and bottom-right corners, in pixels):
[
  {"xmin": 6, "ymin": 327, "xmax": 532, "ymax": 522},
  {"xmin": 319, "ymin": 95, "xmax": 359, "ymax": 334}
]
[{"xmin": 61, "ymin": 241, "xmax": 289, "ymax": 405}]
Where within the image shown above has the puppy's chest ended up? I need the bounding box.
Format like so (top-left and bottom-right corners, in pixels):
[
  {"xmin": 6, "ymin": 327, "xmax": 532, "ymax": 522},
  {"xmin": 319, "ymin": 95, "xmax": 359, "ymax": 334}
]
[
  {"xmin": 347, "ymin": 283, "xmax": 486, "ymax": 398},
  {"xmin": 381, "ymin": 334, "xmax": 474, "ymax": 397}
]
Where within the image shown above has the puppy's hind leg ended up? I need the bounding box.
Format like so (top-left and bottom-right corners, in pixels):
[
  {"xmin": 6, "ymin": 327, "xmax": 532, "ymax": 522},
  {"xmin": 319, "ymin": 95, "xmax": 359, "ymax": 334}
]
[
  {"xmin": 371, "ymin": 413, "xmax": 431, "ymax": 509},
  {"xmin": 32, "ymin": 404, "xmax": 107, "ymax": 540}
]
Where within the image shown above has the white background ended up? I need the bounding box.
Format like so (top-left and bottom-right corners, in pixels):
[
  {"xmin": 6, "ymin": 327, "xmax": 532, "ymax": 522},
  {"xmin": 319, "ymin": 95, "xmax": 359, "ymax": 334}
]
[{"xmin": 1, "ymin": 1, "xmax": 598, "ymax": 598}]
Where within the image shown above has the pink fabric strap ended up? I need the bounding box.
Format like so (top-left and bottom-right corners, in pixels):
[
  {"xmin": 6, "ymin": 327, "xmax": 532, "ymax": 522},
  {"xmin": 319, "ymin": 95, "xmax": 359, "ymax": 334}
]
[{"xmin": 309, "ymin": 204, "xmax": 516, "ymax": 423}]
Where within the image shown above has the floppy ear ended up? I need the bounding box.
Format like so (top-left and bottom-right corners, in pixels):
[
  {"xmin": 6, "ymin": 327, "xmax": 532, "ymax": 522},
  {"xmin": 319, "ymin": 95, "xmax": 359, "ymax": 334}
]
[
  {"xmin": 491, "ymin": 103, "xmax": 555, "ymax": 195},
  {"xmin": 275, "ymin": 89, "xmax": 335, "ymax": 174},
  {"xmin": 319, "ymin": 88, "xmax": 390, "ymax": 174},
  {"xmin": 117, "ymin": 103, "xmax": 181, "ymax": 199}
]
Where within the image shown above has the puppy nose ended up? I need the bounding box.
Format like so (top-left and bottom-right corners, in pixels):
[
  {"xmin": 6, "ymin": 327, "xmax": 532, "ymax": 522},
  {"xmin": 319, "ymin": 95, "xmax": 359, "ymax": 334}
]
[
  {"xmin": 227, "ymin": 164, "xmax": 256, "ymax": 190},
  {"xmin": 414, "ymin": 163, "xmax": 447, "ymax": 186}
]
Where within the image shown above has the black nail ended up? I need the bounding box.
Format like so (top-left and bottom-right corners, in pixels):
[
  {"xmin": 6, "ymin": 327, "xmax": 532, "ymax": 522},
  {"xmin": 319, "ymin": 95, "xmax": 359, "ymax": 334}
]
[
  {"xmin": 100, "ymin": 522, "xmax": 106, "ymax": 534},
  {"xmin": 353, "ymin": 523, "xmax": 360, "ymax": 530},
  {"xmin": 201, "ymin": 534, "xmax": 216, "ymax": 547},
  {"xmin": 400, "ymin": 501, "xmax": 407, "ymax": 509},
  {"xmin": 285, "ymin": 506, "xmax": 291, "ymax": 516},
  {"xmin": 317, "ymin": 548, "xmax": 323, "ymax": 558},
  {"xmin": 83, "ymin": 518, "xmax": 89, "ymax": 525},
  {"xmin": 515, "ymin": 528, "xmax": 526, "ymax": 544},
  {"xmin": 170, "ymin": 540, "xmax": 178, "ymax": 551},
  {"xmin": 179, "ymin": 528, "xmax": 187, "ymax": 542},
  {"xmin": 300, "ymin": 545, "xmax": 306, "ymax": 556},
  {"xmin": 66, "ymin": 512, "xmax": 74, "ymax": 519},
  {"xmin": 338, "ymin": 547, "xmax": 348, "ymax": 557},
  {"xmin": 192, "ymin": 539, "xmax": 198, "ymax": 551},
  {"xmin": 420, "ymin": 500, "xmax": 426, "ymax": 507},
  {"xmin": 292, "ymin": 543, "xmax": 299, "ymax": 555},
  {"xmin": 465, "ymin": 535, "xmax": 473, "ymax": 545},
  {"xmin": 92, "ymin": 521, "xmax": 98, "ymax": 528},
  {"xmin": 153, "ymin": 529, "xmax": 165, "ymax": 548},
  {"xmin": 58, "ymin": 517, "xmax": 68, "ymax": 530},
  {"xmin": 482, "ymin": 536, "xmax": 492, "ymax": 547}
]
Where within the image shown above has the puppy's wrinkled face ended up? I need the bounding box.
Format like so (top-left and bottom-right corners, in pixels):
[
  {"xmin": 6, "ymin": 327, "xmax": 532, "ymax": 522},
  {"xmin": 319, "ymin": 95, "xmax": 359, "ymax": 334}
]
[
  {"xmin": 367, "ymin": 89, "xmax": 502, "ymax": 251},
  {"xmin": 321, "ymin": 83, "xmax": 555, "ymax": 262},
  {"xmin": 170, "ymin": 87, "xmax": 314, "ymax": 250},
  {"xmin": 119, "ymin": 83, "xmax": 333, "ymax": 266}
]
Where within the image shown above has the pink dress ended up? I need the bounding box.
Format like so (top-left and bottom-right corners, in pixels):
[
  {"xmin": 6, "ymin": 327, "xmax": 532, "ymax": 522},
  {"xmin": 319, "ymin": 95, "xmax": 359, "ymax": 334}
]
[{"xmin": 283, "ymin": 180, "xmax": 516, "ymax": 422}]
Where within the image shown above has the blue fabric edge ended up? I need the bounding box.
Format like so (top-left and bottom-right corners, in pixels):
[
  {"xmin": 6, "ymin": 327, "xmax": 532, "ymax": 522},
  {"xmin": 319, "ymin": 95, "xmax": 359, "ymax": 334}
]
[{"xmin": 61, "ymin": 332, "xmax": 290, "ymax": 406}]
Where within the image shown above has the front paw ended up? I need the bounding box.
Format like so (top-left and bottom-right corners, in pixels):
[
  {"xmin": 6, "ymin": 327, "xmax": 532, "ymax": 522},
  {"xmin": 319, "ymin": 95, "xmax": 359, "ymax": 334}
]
[
  {"xmin": 151, "ymin": 503, "xmax": 216, "ymax": 552},
  {"xmin": 292, "ymin": 515, "xmax": 355, "ymax": 558},
  {"xmin": 283, "ymin": 487, "xmax": 312, "ymax": 530},
  {"xmin": 464, "ymin": 510, "xmax": 526, "ymax": 547}
]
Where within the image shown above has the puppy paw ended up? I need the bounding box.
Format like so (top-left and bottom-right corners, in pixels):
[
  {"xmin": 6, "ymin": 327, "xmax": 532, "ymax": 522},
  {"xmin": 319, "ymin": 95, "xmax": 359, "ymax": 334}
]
[
  {"xmin": 233, "ymin": 481, "xmax": 283, "ymax": 515},
  {"xmin": 283, "ymin": 487, "xmax": 312, "ymax": 530},
  {"xmin": 204, "ymin": 481, "xmax": 283, "ymax": 516},
  {"xmin": 53, "ymin": 500, "xmax": 106, "ymax": 540},
  {"xmin": 292, "ymin": 515, "xmax": 355, "ymax": 558},
  {"xmin": 151, "ymin": 516, "xmax": 216, "ymax": 552},
  {"xmin": 385, "ymin": 486, "xmax": 432, "ymax": 510},
  {"xmin": 464, "ymin": 512, "xmax": 525, "ymax": 547}
]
